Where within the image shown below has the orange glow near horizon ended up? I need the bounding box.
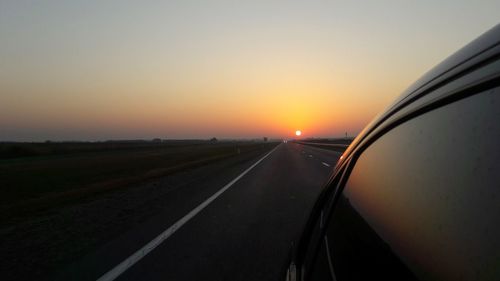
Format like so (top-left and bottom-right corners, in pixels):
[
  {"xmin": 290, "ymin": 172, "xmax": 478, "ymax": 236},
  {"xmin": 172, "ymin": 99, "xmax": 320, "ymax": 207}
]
[{"xmin": 1, "ymin": 2, "xmax": 497, "ymax": 141}]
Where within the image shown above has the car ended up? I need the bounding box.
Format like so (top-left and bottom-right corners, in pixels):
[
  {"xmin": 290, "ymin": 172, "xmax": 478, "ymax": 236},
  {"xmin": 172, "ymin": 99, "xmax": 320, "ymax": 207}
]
[{"xmin": 286, "ymin": 24, "xmax": 500, "ymax": 281}]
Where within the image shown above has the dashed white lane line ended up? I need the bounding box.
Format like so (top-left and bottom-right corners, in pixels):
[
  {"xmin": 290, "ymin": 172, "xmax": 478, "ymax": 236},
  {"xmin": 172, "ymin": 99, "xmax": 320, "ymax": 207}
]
[
  {"xmin": 308, "ymin": 155, "xmax": 313, "ymax": 158},
  {"xmin": 322, "ymin": 162, "xmax": 330, "ymax": 167},
  {"xmin": 96, "ymin": 144, "xmax": 280, "ymax": 281}
]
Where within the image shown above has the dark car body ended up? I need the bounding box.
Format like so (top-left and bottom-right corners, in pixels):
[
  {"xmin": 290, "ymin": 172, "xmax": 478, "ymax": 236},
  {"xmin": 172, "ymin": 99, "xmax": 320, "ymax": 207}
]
[{"xmin": 287, "ymin": 24, "xmax": 500, "ymax": 281}]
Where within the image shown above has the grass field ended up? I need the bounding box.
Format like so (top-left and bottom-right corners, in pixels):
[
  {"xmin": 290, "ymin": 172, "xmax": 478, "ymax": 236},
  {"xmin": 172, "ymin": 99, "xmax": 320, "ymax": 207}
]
[
  {"xmin": 297, "ymin": 138, "xmax": 353, "ymax": 153},
  {"xmin": 301, "ymin": 137, "xmax": 354, "ymax": 146},
  {"xmin": 0, "ymin": 140, "xmax": 278, "ymax": 221}
]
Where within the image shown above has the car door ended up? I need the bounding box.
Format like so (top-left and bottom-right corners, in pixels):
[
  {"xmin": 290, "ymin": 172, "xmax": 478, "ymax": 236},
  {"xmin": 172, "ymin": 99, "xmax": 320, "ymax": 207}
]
[{"xmin": 306, "ymin": 64, "xmax": 500, "ymax": 280}]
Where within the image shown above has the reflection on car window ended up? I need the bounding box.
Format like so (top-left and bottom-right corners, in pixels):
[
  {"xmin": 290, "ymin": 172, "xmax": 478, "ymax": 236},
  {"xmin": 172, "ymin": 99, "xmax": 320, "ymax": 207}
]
[{"xmin": 327, "ymin": 86, "xmax": 500, "ymax": 281}]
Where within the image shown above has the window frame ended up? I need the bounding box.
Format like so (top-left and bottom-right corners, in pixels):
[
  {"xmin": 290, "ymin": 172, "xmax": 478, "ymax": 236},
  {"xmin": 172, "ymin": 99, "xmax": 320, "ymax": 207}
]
[{"xmin": 299, "ymin": 57, "xmax": 500, "ymax": 281}]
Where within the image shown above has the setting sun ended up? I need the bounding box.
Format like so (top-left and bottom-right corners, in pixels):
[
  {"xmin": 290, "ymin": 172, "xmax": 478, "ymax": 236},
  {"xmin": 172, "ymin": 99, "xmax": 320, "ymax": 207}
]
[{"xmin": 295, "ymin": 130, "xmax": 302, "ymax": 136}]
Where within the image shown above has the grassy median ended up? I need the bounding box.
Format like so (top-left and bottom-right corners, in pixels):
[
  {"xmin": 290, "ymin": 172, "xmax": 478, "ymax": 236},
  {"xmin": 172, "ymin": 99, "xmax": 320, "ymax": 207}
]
[{"xmin": 0, "ymin": 140, "xmax": 277, "ymax": 221}]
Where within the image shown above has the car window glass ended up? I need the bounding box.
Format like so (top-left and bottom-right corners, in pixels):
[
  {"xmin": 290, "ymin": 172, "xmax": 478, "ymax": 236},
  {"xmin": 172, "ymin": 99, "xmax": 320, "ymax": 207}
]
[{"xmin": 326, "ymin": 86, "xmax": 500, "ymax": 281}]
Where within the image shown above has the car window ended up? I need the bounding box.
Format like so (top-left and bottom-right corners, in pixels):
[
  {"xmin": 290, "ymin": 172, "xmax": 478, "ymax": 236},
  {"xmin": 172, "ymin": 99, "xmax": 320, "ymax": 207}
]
[{"xmin": 324, "ymin": 86, "xmax": 500, "ymax": 280}]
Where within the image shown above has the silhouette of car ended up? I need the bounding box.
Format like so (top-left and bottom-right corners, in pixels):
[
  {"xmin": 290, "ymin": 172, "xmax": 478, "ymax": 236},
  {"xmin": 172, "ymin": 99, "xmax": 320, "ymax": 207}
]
[{"xmin": 286, "ymin": 24, "xmax": 500, "ymax": 281}]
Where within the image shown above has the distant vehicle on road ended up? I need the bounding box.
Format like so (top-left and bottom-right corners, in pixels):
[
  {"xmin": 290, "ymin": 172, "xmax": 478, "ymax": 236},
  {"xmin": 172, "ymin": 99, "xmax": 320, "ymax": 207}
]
[{"xmin": 287, "ymin": 24, "xmax": 500, "ymax": 281}]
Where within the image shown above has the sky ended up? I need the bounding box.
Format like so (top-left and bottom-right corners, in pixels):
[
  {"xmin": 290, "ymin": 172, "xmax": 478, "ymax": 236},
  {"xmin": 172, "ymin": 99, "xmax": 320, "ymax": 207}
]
[{"xmin": 1, "ymin": 0, "xmax": 499, "ymax": 141}]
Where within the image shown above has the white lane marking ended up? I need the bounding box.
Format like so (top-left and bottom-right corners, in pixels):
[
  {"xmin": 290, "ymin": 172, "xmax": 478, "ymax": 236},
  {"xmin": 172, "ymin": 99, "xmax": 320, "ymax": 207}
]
[
  {"xmin": 308, "ymin": 154, "xmax": 313, "ymax": 158},
  {"xmin": 96, "ymin": 145, "xmax": 280, "ymax": 281},
  {"xmin": 322, "ymin": 162, "xmax": 330, "ymax": 167}
]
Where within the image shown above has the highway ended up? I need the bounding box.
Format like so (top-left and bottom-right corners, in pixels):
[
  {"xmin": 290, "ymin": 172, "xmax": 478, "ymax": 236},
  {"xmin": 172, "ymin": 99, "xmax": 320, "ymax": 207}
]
[{"xmin": 57, "ymin": 142, "xmax": 342, "ymax": 281}]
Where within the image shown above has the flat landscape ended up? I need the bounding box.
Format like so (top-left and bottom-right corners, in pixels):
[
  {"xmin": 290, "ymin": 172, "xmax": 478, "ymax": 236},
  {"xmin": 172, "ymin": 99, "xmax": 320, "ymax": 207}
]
[
  {"xmin": 0, "ymin": 140, "xmax": 346, "ymax": 281},
  {"xmin": 0, "ymin": 140, "xmax": 278, "ymax": 280},
  {"xmin": 1, "ymin": 141, "xmax": 274, "ymax": 220},
  {"xmin": 2, "ymin": 2, "xmax": 497, "ymax": 280}
]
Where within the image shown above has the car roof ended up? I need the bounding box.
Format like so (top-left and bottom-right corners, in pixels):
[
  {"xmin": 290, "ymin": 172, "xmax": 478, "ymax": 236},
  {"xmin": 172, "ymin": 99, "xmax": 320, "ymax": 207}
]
[
  {"xmin": 336, "ymin": 23, "xmax": 500, "ymax": 170},
  {"xmin": 394, "ymin": 23, "xmax": 500, "ymax": 107}
]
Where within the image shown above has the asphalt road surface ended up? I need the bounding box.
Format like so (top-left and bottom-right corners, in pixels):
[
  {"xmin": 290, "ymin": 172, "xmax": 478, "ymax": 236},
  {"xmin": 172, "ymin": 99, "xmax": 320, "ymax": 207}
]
[{"xmin": 58, "ymin": 142, "xmax": 342, "ymax": 281}]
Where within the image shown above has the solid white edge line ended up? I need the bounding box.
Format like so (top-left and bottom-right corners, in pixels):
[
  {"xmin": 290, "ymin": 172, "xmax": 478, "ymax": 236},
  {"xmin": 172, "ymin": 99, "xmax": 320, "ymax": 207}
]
[
  {"xmin": 96, "ymin": 144, "xmax": 281, "ymax": 281},
  {"xmin": 322, "ymin": 162, "xmax": 330, "ymax": 167}
]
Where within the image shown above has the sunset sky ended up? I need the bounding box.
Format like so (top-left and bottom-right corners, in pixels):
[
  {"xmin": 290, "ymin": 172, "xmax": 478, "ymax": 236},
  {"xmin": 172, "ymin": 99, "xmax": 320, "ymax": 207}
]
[{"xmin": 1, "ymin": 1, "xmax": 499, "ymax": 141}]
